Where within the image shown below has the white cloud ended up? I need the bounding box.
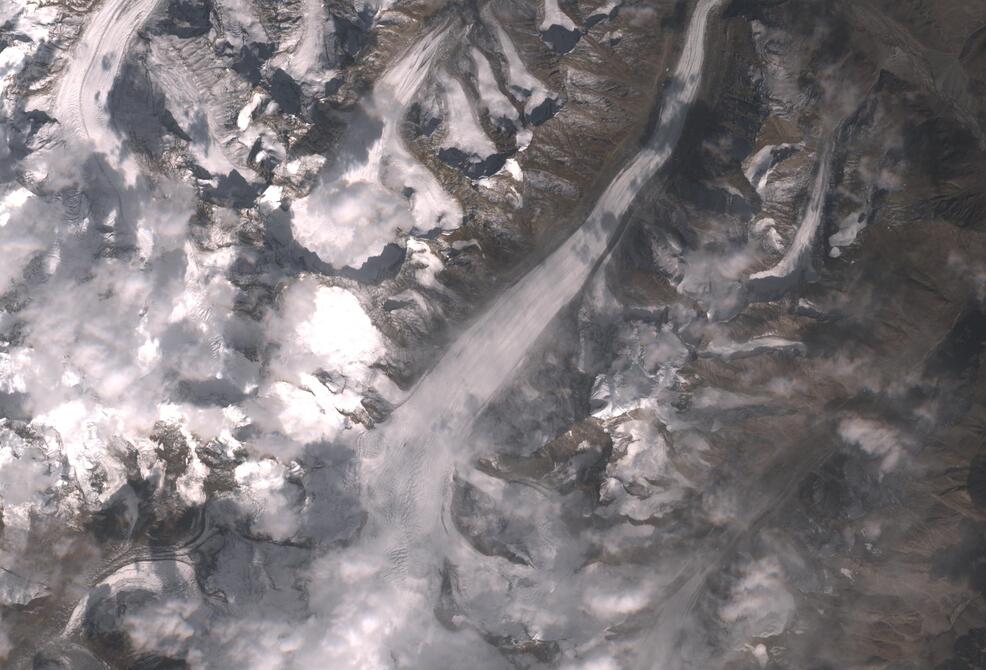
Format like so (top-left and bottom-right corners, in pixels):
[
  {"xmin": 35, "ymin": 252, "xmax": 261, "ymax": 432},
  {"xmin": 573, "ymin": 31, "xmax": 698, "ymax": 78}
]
[
  {"xmin": 290, "ymin": 180, "xmax": 413, "ymax": 268},
  {"xmin": 233, "ymin": 459, "xmax": 301, "ymax": 542},
  {"xmin": 838, "ymin": 416, "xmax": 905, "ymax": 473},
  {"xmin": 268, "ymin": 279, "xmax": 386, "ymax": 384},
  {"xmin": 719, "ymin": 557, "xmax": 795, "ymax": 643},
  {"xmin": 0, "ymin": 185, "xmax": 56, "ymax": 294}
]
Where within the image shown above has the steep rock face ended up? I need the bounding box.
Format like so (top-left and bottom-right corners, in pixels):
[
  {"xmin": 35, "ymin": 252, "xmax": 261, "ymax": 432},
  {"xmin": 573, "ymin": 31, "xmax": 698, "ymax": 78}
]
[{"xmin": 2, "ymin": 0, "xmax": 986, "ymax": 667}]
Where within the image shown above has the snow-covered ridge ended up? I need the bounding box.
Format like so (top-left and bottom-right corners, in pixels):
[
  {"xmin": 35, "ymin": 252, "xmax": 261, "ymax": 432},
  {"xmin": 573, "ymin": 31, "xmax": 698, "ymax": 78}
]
[{"xmin": 700, "ymin": 335, "xmax": 805, "ymax": 360}]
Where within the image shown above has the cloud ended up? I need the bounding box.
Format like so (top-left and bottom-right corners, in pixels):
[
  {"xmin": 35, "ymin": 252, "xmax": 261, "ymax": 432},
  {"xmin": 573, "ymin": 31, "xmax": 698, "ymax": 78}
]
[
  {"xmin": 719, "ymin": 557, "xmax": 796, "ymax": 643},
  {"xmin": 290, "ymin": 180, "xmax": 414, "ymax": 269},
  {"xmin": 233, "ymin": 459, "xmax": 302, "ymax": 542},
  {"xmin": 838, "ymin": 415, "xmax": 906, "ymax": 473},
  {"xmin": 0, "ymin": 185, "xmax": 57, "ymax": 294},
  {"xmin": 248, "ymin": 277, "xmax": 395, "ymax": 451},
  {"xmin": 266, "ymin": 278, "xmax": 387, "ymax": 384}
]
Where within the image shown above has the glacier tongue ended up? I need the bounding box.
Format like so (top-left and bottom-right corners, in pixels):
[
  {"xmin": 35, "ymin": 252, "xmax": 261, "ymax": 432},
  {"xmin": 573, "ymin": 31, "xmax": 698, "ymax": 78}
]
[
  {"xmin": 2, "ymin": 0, "xmax": 982, "ymax": 665},
  {"xmin": 358, "ymin": 0, "xmax": 724, "ymax": 615},
  {"xmin": 51, "ymin": 0, "xmax": 161, "ymax": 159}
]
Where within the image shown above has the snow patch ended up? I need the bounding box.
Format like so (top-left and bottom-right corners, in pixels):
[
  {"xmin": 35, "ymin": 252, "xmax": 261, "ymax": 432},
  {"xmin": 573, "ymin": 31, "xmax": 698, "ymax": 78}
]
[
  {"xmin": 405, "ymin": 238, "xmax": 444, "ymax": 288},
  {"xmin": 541, "ymin": 0, "xmax": 578, "ymax": 31},
  {"xmin": 504, "ymin": 158, "xmax": 523, "ymax": 181},
  {"xmin": 470, "ymin": 47, "xmax": 520, "ymax": 128},
  {"xmin": 490, "ymin": 19, "xmax": 552, "ymax": 115},
  {"xmin": 749, "ymin": 147, "xmax": 832, "ymax": 289},
  {"xmin": 599, "ymin": 419, "xmax": 690, "ymax": 522},
  {"xmin": 701, "ymin": 336, "xmax": 804, "ymax": 360},
  {"xmin": 237, "ymin": 92, "xmax": 266, "ymax": 131},
  {"xmin": 829, "ymin": 210, "xmax": 866, "ymax": 256},
  {"xmin": 742, "ymin": 143, "xmax": 800, "ymax": 196},
  {"xmin": 439, "ymin": 71, "xmax": 498, "ymax": 158}
]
